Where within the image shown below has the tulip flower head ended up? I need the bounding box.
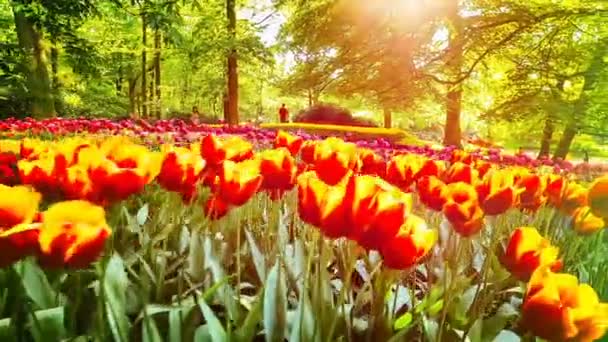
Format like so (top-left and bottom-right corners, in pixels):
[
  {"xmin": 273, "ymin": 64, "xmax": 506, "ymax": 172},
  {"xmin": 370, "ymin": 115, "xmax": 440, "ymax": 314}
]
[
  {"xmin": 38, "ymin": 201, "xmax": 111, "ymax": 268},
  {"xmin": 572, "ymin": 206, "xmax": 606, "ymax": 235},
  {"xmin": 358, "ymin": 148, "xmax": 386, "ymax": 177},
  {"xmin": 588, "ymin": 175, "xmax": 608, "ymax": 219},
  {"xmin": 201, "ymin": 135, "xmax": 253, "ymax": 166},
  {"xmin": 386, "ymin": 154, "xmax": 443, "ymax": 191},
  {"xmin": 0, "ymin": 223, "xmax": 41, "ymax": 267},
  {"xmin": 476, "ymin": 170, "xmax": 522, "ymax": 216},
  {"xmin": 444, "ymin": 162, "xmax": 479, "ymax": 185},
  {"xmin": 313, "ymin": 138, "xmax": 360, "ymax": 186},
  {"xmin": 274, "ymin": 130, "xmax": 303, "ymax": 156},
  {"xmin": 0, "ymin": 185, "xmax": 41, "ymax": 229},
  {"xmin": 561, "ymin": 182, "xmax": 588, "ymax": 215},
  {"xmin": 157, "ymin": 146, "xmax": 206, "ymax": 203},
  {"xmin": 516, "ymin": 172, "xmax": 548, "ymax": 212},
  {"xmin": 500, "ymin": 227, "xmax": 562, "ymax": 281},
  {"xmin": 522, "ymin": 266, "xmax": 608, "ymax": 342},
  {"xmin": 381, "ymin": 215, "xmax": 437, "ymax": 269},
  {"xmin": 443, "ymin": 182, "xmax": 485, "ymax": 237},
  {"xmin": 258, "ymin": 148, "xmax": 298, "ymax": 193},
  {"xmin": 417, "ymin": 176, "xmax": 448, "ymax": 212},
  {"xmin": 217, "ymin": 159, "xmax": 263, "ymax": 207}
]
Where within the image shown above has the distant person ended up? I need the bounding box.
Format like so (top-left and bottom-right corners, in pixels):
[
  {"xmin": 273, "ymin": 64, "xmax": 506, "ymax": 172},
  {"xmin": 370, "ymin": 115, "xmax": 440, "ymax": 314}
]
[
  {"xmin": 584, "ymin": 149, "xmax": 590, "ymax": 163},
  {"xmin": 191, "ymin": 106, "xmax": 200, "ymax": 123},
  {"xmin": 279, "ymin": 104, "xmax": 289, "ymax": 123}
]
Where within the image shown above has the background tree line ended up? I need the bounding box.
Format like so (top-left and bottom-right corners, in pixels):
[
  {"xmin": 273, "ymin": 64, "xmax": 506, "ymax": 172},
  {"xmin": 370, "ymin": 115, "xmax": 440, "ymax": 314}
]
[{"xmin": 1, "ymin": 0, "xmax": 608, "ymax": 158}]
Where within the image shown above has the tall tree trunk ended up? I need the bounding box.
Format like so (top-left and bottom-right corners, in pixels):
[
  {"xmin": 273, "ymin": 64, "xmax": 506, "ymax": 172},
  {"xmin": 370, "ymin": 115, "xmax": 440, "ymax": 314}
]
[
  {"xmin": 128, "ymin": 77, "xmax": 137, "ymax": 117},
  {"xmin": 445, "ymin": 85, "xmax": 463, "ymax": 147},
  {"xmin": 553, "ymin": 122, "xmax": 576, "ymax": 160},
  {"xmin": 225, "ymin": 0, "xmax": 239, "ymax": 125},
  {"xmin": 149, "ymin": 77, "xmax": 154, "ymax": 117},
  {"xmin": 223, "ymin": 91, "xmax": 229, "ymax": 122},
  {"xmin": 307, "ymin": 89, "xmax": 313, "ymax": 107},
  {"xmin": 12, "ymin": 3, "xmax": 55, "ymax": 117},
  {"xmin": 553, "ymin": 40, "xmax": 608, "ymax": 160},
  {"xmin": 383, "ymin": 107, "xmax": 392, "ymax": 128},
  {"xmin": 50, "ymin": 39, "xmax": 62, "ymax": 114},
  {"xmin": 141, "ymin": 5, "xmax": 148, "ymax": 118},
  {"xmin": 154, "ymin": 29, "xmax": 161, "ymax": 119},
  {"xmin": 538, "ymin": 114, "xmax": 554, "ymax": 159},
  {"xmin": 116, "ymin": 66, "xmax": 123, "ymax": 95},
  {"xmin": 443, "ymin": 0, "xmax": 463, "ymax": 148}
]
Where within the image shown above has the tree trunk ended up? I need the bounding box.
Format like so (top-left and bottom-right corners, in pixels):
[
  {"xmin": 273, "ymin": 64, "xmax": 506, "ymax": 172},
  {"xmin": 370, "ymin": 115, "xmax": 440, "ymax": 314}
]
[
  {"xmin": 154, "ymin": 29, "xmax": 161, "ymax": 119},
  {"xmin": 141, "ymin": 5, "xmax": 148, "ymax": 118},
  {"xmin": 553, "ymin": 39, "xmax": 608, "ymax": 160},
  {"xmin": 128, "ymin": 77, "xmax": 138, "ymax": 117},
  {"xmin": 443, "ymin": 0, "xmax": 463, "ymax": 148},
  {"xmin": 149, "ymin": 77, "xmax": 154, "ymax": 116},
  {"xmin": 383, "ymin": 107, "xmax": 392, "ymax": 128},
  {"xmin": 12, "ymin": 3, "xmax": 55, "ymax": 117},
  {"xmin": 223, "ymin": 91, "xmax": 229, "ymax": 122},
  {"xmin": 444, "ymin": 85, "xmax": 463, "ymax": 147},
  {"xmin": 116, "ymin": 66, "xmax": 123, "ymax": 95},
  {"xmin": 226, "ymin": 0, "xmax": 239, "ymax": 125},
  {"xmin": 307, "ymin": 89, "xmax": 313, "ymax": 107},
  {"xmin": 50, "ymin": 39, "xmax": 62, "ymax": 114},
  {"xmin": 538, "ymin": 114, "xmax": 554, "ymax": 158},
  {"xmin": 553, "ymin": 121, "xmax": 576, "ymax": 160}
]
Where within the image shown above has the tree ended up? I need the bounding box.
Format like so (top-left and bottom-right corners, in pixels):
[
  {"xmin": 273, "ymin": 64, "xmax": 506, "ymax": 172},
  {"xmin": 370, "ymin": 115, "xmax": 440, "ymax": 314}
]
[{"xmin": 225, "ymin": 0, "xmax": 239, "ymax": 125}]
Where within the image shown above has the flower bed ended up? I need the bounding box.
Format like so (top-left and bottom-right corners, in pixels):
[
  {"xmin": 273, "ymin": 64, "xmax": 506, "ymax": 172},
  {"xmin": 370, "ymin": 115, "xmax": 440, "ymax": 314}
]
[
  {"xmin": 0, "ymin": 117, "xmax": 601, "ymax": 176},
  {"xmin": 0, "ymin": 129, "xmax": 606, "ymax": 341},
  {"xmin": 259, "ymin": 122, "xmax": 425, "ymax": 146}
]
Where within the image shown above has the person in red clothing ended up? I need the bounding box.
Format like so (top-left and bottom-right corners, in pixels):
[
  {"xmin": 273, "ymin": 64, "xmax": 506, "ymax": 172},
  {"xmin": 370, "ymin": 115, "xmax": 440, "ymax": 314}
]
[{"xmin": 279, "ymin": 104, "xmax": 289, "ymax": 123}]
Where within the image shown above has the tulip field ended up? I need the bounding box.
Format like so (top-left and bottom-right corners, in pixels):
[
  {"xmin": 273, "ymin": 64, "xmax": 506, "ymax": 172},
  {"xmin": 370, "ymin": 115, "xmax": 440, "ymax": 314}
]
[{"xmin": 0, "ymin": 117, "xmax": 606, "ymax": 341}]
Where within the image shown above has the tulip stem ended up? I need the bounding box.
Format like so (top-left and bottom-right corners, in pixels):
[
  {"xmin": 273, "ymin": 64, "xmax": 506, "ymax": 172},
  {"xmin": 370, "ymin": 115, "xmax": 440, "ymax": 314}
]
[{"xmin": 235, "ymin": 210, "xmax": 241, "ymax": 309}]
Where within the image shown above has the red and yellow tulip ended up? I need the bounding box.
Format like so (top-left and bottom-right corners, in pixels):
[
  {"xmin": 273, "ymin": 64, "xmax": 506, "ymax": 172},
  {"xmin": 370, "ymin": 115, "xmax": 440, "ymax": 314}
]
[
  {"xmin": 274, "ymin": 130, "xmax": 303, "ymax": 156},
  {"xmin": 443, "ymin": 182, "xmax": 485, "ymax": 236},
  {"xmin": 522, "ymin": 266, "xmax": 608, "ymax": 342},
  {"xmin": 38, "ymin": 201, "xmax": 111, "ymax": 268},
  {"xmin": 500, "ymin": 227, "xmax": 562, "ymax": 281},
  {"xmin": 381, "ymin": 215, "xmax": 437, "ymax": 269},
  {"xmin": 216, "ymin": 159, "xmax": 263, "ymax": 207}
]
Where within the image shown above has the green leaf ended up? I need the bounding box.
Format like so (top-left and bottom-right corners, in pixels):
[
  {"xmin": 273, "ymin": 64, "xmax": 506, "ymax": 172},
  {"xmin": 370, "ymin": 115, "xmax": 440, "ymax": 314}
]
[
  {"xmin": 144, "ymin": 304, "xmax": 174, "ymax": 317},
  {"xmin": 198, "ymin": 298, "xmax": 228, "ymax": 342},
  {"xmin": 137, "ymin": 204, "xmax": 149, "ymax": 226},
  {"xmin": 481, "ymin": 303, "xmax": 518, "ymax": 342},
  {"xmin": 187, "ymin": 233, "xmax": 205, "ymax": 282},
  {"xmin": 15, "ymin": 259, "xmax": 56, "ymax": 309},
  {"xmin": 467, "ymin": 319, "xmax": 483, "ymax": 342},
  {"xmin": 194, "ymin": 325, "xmax": 212, "ymax": 342},
  {"xmin": 103, "ymin": 254, "xmax": 130, "ymax": 342},
  {"xmin": 203, "ymin": 237, "xmax": 239, "ymax": 321},
  {"xmin": 288, "ymin": 293, "xmax": 316, "ymax": 342},
  {"xmin": 235, "ymin": 292, "xmax": 263, "ymax": 342},
  {"xmin": 427, "ymin": 299, "xmax": 444, "ymax": 317},
  {"xmin": 264, "ymin": 261, "xmax": 287, "ymax": 342},
  {"xmin": 169, "ymin": 308, "xmax": 184, "ymax": 342},
  {"xmin": 386, "ymin": 286, "xmax": 412, "ymax": 317},
  {"xmin": 393, "ymin": 312, "xmax": 413, "ymax": 331},
  {"xmin": 277, "ymin": 207, "xmax": 289, "ymax": 249},
  {"xmin": 245, "ymin": 229, "xmax": 266, "ymax": 282},
  {"xmin": 423, "ymin": 317, "xmax": 439, "ymax": 342},
  {"xmin": 142, "ymin": 311, "xmax": 163, "ymax": 342},
  {"xmin": 492, "ymin": 330, "xmax": 520, "ymax": 342},
  {"xmin": 0, "ymin": 318, "xmax": 13, "ymax": 342},
  {"xmin": 29, "ymin": 307, "xmax": 66, "ymax": 342}
]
